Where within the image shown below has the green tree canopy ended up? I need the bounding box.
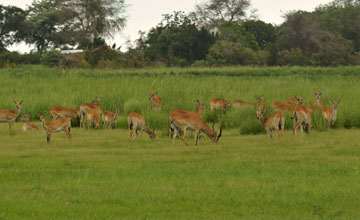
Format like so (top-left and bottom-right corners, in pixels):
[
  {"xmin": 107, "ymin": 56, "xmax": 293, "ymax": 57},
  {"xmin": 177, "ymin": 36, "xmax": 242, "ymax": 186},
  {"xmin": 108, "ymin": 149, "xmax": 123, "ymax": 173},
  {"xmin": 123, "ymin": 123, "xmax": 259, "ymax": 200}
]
[
  {"xmin": 0, "ymin": 5, "xmax": 27, "ymax": 51},
  {"xmin": 143, "ymin": 11, "xmax": 216, "ymax": 65}
]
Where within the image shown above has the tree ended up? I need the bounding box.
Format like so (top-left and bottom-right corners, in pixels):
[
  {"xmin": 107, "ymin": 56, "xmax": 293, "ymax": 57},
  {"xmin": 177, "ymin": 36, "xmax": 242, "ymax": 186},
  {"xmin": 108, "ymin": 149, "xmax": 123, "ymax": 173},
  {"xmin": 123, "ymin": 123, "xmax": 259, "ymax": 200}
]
[
  {"xmin": 312, "ymin": 0, "xmax": 360, "ymax": 52},
  {"xmin": 0, "ymin": 5, "xmax": 27, "ymax": 51},
  {"xmin": 191, "ymin": 0, "xmax": 255, "ymax": 30},
  {"xmin": 278, "ymin": 11, "xmax": 353, "ymax": 65},
  {"xmin": 243, "ymin": 20, "xmax": 277, "ymax": 50},
  {"xmin": 143, "ymin": 11, "xmax": 216, "ymax": 65},
  {"xmin": 26, "ymin": 0, "xmax": 75, "ymax": 51},
  {"xmin": 218, "ymin": 21, "xmax": 259, "ymax": 50},
  {"xmin": 64, "ymin": 0, "xmax": 127, "ymax": 48}
]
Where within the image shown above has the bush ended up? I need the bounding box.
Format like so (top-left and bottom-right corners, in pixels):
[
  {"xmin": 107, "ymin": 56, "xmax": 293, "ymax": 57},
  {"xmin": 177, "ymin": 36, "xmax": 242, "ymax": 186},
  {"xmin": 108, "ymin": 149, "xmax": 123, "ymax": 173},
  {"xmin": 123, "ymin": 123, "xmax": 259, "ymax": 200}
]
[{"xmin": 41, "ymin": 50, "xmax": 64, "ymax": 67}]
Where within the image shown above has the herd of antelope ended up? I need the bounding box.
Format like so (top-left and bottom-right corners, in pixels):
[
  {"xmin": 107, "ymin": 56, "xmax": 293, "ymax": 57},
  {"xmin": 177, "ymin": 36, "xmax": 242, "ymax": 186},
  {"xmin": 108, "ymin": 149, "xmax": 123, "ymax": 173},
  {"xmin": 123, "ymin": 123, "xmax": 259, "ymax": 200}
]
[{"xmin": 0, "ymin": 91, "xmax": 340, "ymax": 145}]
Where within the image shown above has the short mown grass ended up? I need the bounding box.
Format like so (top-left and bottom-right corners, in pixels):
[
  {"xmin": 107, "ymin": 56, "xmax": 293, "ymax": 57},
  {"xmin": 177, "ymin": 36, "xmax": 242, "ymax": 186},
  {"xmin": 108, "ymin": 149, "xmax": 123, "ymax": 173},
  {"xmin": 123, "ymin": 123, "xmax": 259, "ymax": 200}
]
[{"xmin": 0, "ymin": 122, "xmax": 360, "ymax": 219}]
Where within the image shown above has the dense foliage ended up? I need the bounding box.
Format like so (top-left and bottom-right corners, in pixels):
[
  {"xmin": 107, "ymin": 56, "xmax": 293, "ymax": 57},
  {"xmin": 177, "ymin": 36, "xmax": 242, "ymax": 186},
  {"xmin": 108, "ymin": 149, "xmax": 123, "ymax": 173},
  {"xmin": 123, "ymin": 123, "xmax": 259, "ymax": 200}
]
[{"xmin": 1, "ymin": 0, "xmax": 360, "ymax": 67}]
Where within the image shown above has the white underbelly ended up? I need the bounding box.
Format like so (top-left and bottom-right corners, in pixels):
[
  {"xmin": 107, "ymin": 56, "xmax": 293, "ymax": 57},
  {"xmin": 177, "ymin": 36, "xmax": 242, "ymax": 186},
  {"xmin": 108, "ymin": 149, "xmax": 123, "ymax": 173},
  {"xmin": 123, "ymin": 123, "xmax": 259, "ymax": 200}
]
[{"xmin": 53, "ymin": 128, "xmax": 64, "ymax": 133}]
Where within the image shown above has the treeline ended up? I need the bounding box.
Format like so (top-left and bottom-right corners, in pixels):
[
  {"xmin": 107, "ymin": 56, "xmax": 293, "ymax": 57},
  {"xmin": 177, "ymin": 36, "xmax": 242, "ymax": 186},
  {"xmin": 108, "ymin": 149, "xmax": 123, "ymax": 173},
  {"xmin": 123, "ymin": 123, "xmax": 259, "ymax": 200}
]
[{"xmin": 1, "ymin": 0, "xmax": 360, "ymax": 68}]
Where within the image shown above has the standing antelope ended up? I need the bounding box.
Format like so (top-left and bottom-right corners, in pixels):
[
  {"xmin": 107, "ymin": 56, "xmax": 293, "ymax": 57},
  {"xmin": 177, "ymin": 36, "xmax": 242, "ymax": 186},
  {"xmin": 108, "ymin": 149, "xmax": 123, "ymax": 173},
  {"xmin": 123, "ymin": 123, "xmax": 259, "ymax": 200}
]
[
  {"xmin": 86, "ymin": 109, "xmax": 100, "ymax": 129},
  {"xmin": 210, "ymin": 98, "xmax": 231, "ymax": 112},
  {"xmin": 170, "ymin": 111, "xmax": 223, "ymax": 146},
  {"xmin": 169, "ymin": 99, "xmax": 207, "ymax": 138},
  {"xmin": 50, "ymin": 106, "xmax": 80, "ymax": 120},
  {"xmin": 79, "ymin": 97, "xmax": 101, "ymax": 128},
  {"xmin": 255, "ymin": 107, "xmax": 285, "ymax": 140},
  {"xmin": 39, "ymin": 114, "xmax": 71, "ymax": 145},
  {"xmin": 127, "ymin": 112, "xmax": 156, "ymax": 140},
  {"xmin": 293, "ymin": 96, "xmax": 312, "ymax": 136},
  {"xmin": 21, "ymin": 112, "xmax": 39, "ymax": 131},
  {"xmin": 102, "ymin": 106, "xmax": 121, "ymax": 129},
  {"xmin": 0, "ymin": 100, "xmax": 23, "ymax": 133},
  {"xmin": 149, "ymin": 92, "xmax": 162, "ymax": 111},
  {"xmin": 313, "ymin": 91, "xmax": 323, "ymax": 107},
  {"xmin": 322, "ymin": 99, "xmax": 340, "ymax": 129}
]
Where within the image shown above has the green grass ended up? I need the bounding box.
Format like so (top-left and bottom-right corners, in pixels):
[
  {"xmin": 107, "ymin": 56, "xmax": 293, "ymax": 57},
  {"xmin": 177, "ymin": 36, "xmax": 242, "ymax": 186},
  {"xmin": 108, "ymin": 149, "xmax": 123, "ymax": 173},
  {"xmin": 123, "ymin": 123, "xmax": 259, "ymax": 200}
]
[
  {"xmin": 0, "ymin": 122, "xmax": 360, "ymax": 219},
  {"xmin": 0, "ymin": 65, "xmax": 360, "ymax": 134}
]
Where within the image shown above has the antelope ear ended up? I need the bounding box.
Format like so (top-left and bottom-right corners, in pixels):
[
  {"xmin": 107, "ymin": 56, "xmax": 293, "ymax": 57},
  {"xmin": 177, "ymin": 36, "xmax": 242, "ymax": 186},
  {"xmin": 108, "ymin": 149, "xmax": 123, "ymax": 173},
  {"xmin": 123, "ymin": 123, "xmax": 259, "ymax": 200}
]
[
  {"xmin": 13, "ymin": 100, "xmax": 16, "ymax": 104},
  {"xmin": 319, "ymin": 91, "xmax": 322, "ymax": 95},
  {"xmin": 331, "ymin": 100, "xmax": 335, "ymax": 105},
  {"xmin": 337, "ymin": 99, "xmax": 341, "ymax": 104},
  {"xmin": 20, "ymin": 100, "xmax": 23, "ymax": 104}
]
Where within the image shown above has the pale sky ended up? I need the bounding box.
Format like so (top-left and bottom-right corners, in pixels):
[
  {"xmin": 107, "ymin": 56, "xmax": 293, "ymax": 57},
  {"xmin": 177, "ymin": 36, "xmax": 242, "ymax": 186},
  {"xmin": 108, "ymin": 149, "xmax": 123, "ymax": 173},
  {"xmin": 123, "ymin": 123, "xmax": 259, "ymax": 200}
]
[{"xmin": 0, "ymin": 0, "xmax": 333, "ymax": 52}]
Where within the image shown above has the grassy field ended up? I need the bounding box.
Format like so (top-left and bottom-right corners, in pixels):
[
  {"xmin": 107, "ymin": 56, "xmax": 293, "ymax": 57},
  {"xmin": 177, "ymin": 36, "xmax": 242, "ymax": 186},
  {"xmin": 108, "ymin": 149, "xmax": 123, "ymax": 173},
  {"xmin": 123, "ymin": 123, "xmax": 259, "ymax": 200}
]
[
  {"xmin": 0, "ymin": 123, "xmax": 360, "ymax": 219},
  {"xmin": 0, "ymin": 65, "xmax": 360, "ymax": 134},
  {"xmin": 1, "ymin": 66, "xmax": 360, "ymax": 219}
]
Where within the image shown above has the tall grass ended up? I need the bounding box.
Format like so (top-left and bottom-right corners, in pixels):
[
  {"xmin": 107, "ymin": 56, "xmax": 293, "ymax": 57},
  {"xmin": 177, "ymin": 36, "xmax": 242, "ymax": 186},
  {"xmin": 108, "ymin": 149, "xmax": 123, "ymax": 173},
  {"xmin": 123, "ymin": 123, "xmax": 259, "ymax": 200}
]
[{"xmin": 0, "ymin": 65, "xmax": 359, "ymax": 134}]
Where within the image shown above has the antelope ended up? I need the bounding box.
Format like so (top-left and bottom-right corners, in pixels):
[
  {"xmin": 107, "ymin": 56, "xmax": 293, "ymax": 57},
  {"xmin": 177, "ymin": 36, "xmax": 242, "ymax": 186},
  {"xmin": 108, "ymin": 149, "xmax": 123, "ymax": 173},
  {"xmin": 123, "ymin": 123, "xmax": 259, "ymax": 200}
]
[
  {"xmin": 79, "ymin": 97, "xmax": 101, "ymax": 128},
  {"xmin": 149, "ymin": 92, "xmax": 162, "ymax": 111},
  {"xmin": 86, "ymin": 109, "xmax": 100, "ymax": 129},
  {"xmin": 50, "ymin": 106, "xmax": 80, "ymax": 120},
  {"xmin": 311, "ymin": 91, "xmax": 323, "ymax": 111},
  {"xmin": 322, "ymin": 99, "xmax": 340, "ymax": 129},
  {"xmin": 39, "ymin": 114, "xmax": 71, "ymax": 145},
  {"xmin": 292, "ymin": 96, "xmax": 312, "ymax": 136},
  {"xmin": 21, "ymin": 112, "xmax": 39, "ymax": 131},
  {"xmin": 272, "ymin": 96, "xmax": 298, "ymax": 113},
  {"xmin": 0, "ymin": 100, "xmax": 23, "ymax": 133},
  {"xmin": 169, "ymin": 99, "xmax": 207, "ymax": 138},
  {"xmin": 210, "ymin": 98, "xmax": 231, "ymax": 112},
  {"xmin": 255, "ymin": 107, "xmax": 285, "ymax": 140},
  {"xmin": 127, "ymin": 112, "xmax": 156, "ymax": 140},
  {"xmin": 232, "ymin": 97, "xmax": 265, "ymax": 109},
  {"xmin": 170, "ymin": 112, "xmax": 223, "ymax": 146},
  {"xmin": 102, "ymin": 106, "xmax": 121, "ymax": 129}
]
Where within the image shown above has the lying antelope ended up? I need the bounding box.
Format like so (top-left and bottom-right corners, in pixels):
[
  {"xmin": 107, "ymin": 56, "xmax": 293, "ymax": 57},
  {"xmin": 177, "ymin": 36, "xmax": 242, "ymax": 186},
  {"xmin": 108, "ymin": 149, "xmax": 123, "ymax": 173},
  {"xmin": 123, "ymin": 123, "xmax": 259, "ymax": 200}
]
[
  {"xmin": 149, "ymin": 92, "xmax": 162, "ymax": 111},
  {"xmin": 170, "ymin": 111, "xmax": 223, "ymax": 146},
  {"xmin": 39, "ymin": 114, "xmax": 71, "ymax": 145},
  {"xmin": 127, "ymin": 112, "xmax": 156, "ymax": 140},
  {"xmin": 210, "ymin": 98, "xmax": 231, "ymax": 113},
  {"xmin": 0, "ymin": 100, "xmax": 23, "ymax": 133},
  {"xmin": 255, "ymin": 107, "xmax": 285, "ymax": 140},
  {"xmin": 102, "ymin": 106, "xmax": 121, "ymax": 129},
  {"xmin": 272, "ymin": 97, "xmax": 297, "ymax": 113},
  {"xmin": 169, "ymin": 99, "xmax": 207, "ymax": 138},
  {"xmin": 79, "ymin": 97, "xmax": 101, "ymax": 128},
  {"xmin": 86, "ymin": 109, "xmax": 100, "ymax": 129},
  {"xmin": 293, "ymin": 96, "xmax": 312, "ymax": 136},
  {"xmin": 232, "ymin": 97, "xmax": 265, "ymax": 109},
  {"xmin": 21, "ymin": 112, "xmax": 39, "ymax": 131},
  {"xmin": 322, "ymin": 99, "xmax": 340, "ymax": 129},
  {"xmin": 50, "ymin": 106, "xmax": 80, "ymax": 120}
]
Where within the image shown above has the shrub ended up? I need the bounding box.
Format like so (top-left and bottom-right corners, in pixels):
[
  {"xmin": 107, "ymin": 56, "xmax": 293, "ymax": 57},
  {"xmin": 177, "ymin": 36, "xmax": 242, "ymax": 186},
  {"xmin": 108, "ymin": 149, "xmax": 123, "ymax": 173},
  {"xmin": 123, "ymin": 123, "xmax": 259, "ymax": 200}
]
[{"xmin": 41, "ymin": 50, "xmax": 64, "ymax": 67}]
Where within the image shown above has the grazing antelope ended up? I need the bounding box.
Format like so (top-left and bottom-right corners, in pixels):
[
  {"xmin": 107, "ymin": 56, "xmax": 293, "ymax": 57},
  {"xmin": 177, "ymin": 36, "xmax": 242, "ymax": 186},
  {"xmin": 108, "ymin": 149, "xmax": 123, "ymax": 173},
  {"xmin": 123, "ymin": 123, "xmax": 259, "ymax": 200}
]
[
  {"xmin": 21, "ymin": 112, "xmax": 39, "ymax": 131},
  {"xmin": 169, "ymin": 99, "xmax": 207, "ymax": 138},
  {"xmin": 149, "ymin": 92, "xmax": 162, "ymax": 111},
  {"xmin": 39, "ymin": 114, "xmax": 71, "ymax": 145},
  {"xmin": 322, "ymin": 99, "xmax": 340, "ymax": 129},
  {"xmin": 170, "ymin": 111, "xmax": 223, "ymax": 146},
  {"xmin": 0, "ymin": 100, "xmax": 23, "ymax": 133},
  {"xmin": 293, "ymin": 96, "xmax": 312, "ymax": 136},
  {"xmin": 127, "ymin": 112, "xmax": 156, "ymax": 140},
  {"xmin": 50, "ymin": 106, "xmax": 80, "ymax": 120},
  {"xmin": 86, "ymin": 109, "xmax": 100, "ymax": 129},
  {"xmin": 210, "ymin": 98, "xmax": 231, "ymax": 113},
  {"xmin": 79, "ymin": 97, "xmax": 101, "ymax": 128},
  {"xmin": 255, "ymin": 107, "xmax": 285, "ymax": 140},
  {"xmin": 102, "ymin": 106, "xmax": 121, "ymax": 129},
  {"xmin": 232, "ymin": 97, "xmax": 265, "ymax": 109}
]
